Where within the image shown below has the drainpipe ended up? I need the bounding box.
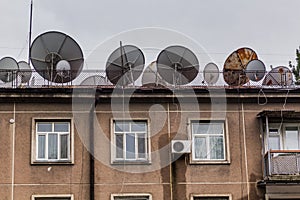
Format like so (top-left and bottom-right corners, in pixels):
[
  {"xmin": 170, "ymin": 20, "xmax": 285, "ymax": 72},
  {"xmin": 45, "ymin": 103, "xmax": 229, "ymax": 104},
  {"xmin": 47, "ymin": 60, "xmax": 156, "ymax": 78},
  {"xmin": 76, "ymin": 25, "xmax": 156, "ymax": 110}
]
[{"xmin": 89, "ymin": 95, "xmax": 97, "ymax": 200}]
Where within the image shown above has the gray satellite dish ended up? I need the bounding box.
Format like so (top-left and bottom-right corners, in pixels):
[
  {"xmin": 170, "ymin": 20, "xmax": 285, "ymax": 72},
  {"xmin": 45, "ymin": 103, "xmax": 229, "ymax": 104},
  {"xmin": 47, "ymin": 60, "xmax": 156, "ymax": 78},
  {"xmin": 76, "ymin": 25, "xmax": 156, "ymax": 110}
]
[
  {"xmin": 30, "ymin": 31, "xmax": 84, "ymax": 83},
  {"xmin": 156, "ymin": 45, "xmax": 199, "ymax": 85},
  {"xmin": 263, "ymin": 66, "xmax": 293, "ymax": 86},
  {"xmin": 203, "ymin": 62, "xmax": 219, "ymax": 84},
  {"xmin": 142, "ymin": 61, "xmax": 166, "ymax": 87},
  {"xmin": 245, "ymin": 59, "xmax": 266, "ymax": 81},
  {"xmin": 0, "ymin": 57, "xmax": 19, "ymax": 82},
  {"xmin": 18, "ymin": 61, "xmax": 32, "ymax": 83},
  {"xmin": 80, "ymin": 75, "xmax": 108, "ymax": 86},
  {"xmin": 106, "ymin": 43, "xmax": 145, "ymax": 86}
]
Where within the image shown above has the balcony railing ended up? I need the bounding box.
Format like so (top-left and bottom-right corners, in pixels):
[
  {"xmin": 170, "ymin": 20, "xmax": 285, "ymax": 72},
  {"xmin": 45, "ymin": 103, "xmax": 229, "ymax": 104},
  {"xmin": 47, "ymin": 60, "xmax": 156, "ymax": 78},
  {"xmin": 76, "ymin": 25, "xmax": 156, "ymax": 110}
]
[
  {"xmin": 264, "ymin": 150, "xmax": 300, "ymax": 179},
  {"xmin": 0, "ymin": 69, "xmax": 299, "ymax": 89}
]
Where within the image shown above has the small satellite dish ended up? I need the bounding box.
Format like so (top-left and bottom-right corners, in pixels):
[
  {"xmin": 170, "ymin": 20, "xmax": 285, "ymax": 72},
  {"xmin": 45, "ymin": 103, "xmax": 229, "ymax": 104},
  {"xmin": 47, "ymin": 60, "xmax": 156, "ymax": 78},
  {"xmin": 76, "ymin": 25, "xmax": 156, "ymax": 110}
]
[
  {"xmin": 203, "ymin": 62, "xmax": 219, "ymax": 84},
  {"xmin": 263, "ymin": 66, "xmax": 293, "ymax": 86},
  {"xmin": 80, "ymin": 75, "xmax": 108, "ymax": 86},
  {"xmin": 55, "ymin": 60, "xmax": 71, "ymax": 81},
  {"xmin": 156, "ymin": 45, "xmax": 199, "ymax": 85},
  {"xmin": 30, "ymin": 31, "xmax": 84, "ymax": 83},
  {"xmin": 142, "ymin": 61, "xmax": 167, "ymax": 87},
  {"xmin": 18, "ymin": 61, "xmax": 32, "ymax": 83},
  {"xmin": 223, "ymin": 47, "xmax": 258, "ymax": 86},
  {"xmin": 105, "ymin": 43, "xmax": 145, "ymax": 86},
  {"xmin": 245, "ymin": 59, "xmax": 266, "ymax": 82},
  {"xmin": 0, "ymin": 57, "xmax": 19, "ymax": 82}
]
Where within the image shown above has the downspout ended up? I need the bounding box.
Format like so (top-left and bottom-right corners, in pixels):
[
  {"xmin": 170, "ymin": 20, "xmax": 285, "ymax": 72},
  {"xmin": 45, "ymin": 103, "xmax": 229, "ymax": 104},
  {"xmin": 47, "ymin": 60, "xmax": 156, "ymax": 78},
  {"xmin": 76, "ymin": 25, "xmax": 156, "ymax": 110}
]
[
  {"xmin": 167, "ymin": 103, "xmax": 173, "ymax": 200},
  {"xmin": 89, "ymin": 96, "xmax": 96, "ymax": 200},
  {"xmin": 11, "ymin": 102, "xmax": 16, "ymax": 200}
]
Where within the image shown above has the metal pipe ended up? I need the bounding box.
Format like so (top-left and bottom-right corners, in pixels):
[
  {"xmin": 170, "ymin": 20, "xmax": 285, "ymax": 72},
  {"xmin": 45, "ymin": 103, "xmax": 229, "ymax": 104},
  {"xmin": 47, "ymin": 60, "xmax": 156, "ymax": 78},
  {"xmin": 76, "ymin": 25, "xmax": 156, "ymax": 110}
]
[
  {"xmin": 28, "ymin": 0, "xmax": 33, "ymax": 64},
  {"xmin": 89, "ymin": 98, "xmax": 96, "ymax": 200}
]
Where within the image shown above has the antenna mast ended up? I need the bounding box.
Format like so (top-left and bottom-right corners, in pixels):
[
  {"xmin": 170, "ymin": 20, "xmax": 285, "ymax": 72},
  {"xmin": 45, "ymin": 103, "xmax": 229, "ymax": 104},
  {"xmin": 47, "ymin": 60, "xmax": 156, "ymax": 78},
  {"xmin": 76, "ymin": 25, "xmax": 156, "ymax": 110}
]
[{"xmin": 28, "ymin": 0, "xmax": 33, "ymax": 64}]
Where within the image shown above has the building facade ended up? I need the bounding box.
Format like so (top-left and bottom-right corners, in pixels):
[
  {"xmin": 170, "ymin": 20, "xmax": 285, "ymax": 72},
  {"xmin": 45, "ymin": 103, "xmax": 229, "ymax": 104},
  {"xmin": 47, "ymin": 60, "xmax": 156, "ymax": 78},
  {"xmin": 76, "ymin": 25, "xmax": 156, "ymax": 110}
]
[{"xmin": 0, "ymin": 85, "xmax": 300, "ymax": 200}]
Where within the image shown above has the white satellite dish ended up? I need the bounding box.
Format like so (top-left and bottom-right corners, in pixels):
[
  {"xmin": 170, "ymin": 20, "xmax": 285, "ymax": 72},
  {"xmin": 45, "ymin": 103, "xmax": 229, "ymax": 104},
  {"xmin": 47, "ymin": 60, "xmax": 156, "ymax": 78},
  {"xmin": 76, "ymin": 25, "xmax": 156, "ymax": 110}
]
[
  {"xmin": 203, "ymin": 62, "xmax": 219, "ymax": 84},
  {"xmin": 142, "ymin": 61, "xmax": 167, "ymax": 87},
  {"xmin": 18, "ymin": 61, "xmax": 32, "ymax": 83}
]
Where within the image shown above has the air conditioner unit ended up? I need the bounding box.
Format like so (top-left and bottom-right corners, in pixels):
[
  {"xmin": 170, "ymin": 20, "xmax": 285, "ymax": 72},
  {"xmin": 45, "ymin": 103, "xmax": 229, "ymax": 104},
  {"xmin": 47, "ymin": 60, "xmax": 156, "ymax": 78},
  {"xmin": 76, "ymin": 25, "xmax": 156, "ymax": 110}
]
[{"xmin": 171, "ymin": 140, "xmax": 191, "ymax": 154}]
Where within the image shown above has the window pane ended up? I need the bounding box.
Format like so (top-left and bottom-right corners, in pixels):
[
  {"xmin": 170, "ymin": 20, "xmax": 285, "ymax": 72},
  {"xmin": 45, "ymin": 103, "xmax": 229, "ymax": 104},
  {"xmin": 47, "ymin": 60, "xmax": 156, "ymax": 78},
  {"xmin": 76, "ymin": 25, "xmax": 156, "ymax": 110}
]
[
  {"xmin": 194, "ymin": 137, "xmax": 207, "ymax": 159},
  {"xmin": 115, "ymin": 121, "xmax": 129, "ymax": 132},
  {"xmin": 269, "ymin": 136, "xmax": 280, "ymax": 150},
  {"xmin": 60, "ymin": 134, "xmax": 68, "ymax": 159},
  {"xmin": 209, "ymin": 136, "xmax": 224, "ymax": 159},
  {"xmin": 48, "ymin": 134, "xmax": 58, "ymax": 159},
  {"xmin": 54, "ymin": 122, "xmax": 69, "ymax": 132},
  {"xmin": 285, "ymin": 127, "xmax": 299, "ymax": 149},
  {"xmin": 194, "ymin": 123, "xmax": 209, "ymax": 134},
  {"xmin": 138, "ymin": 134, "xmax": 146, "ymax": 158},
  {"xmin": 126, "ymin": 133, "xmax": 135, "ymax": 159},
  {"xmin": 37, "ymin": 122, "xmax": 52, "ymax": 132},
  {"xmin": 194, "ymin": 197, "xmax": 228, "ymax": 200},
  {"xmin": 131, "ymin": 122, "xmax": 146, "ymax": 132},
  {"xmin": 116, "ymin": 134, "xmax": 124, "ymax": 158},
  {"xmin": 38, "ymin": 135, "xmax": 45, "ymax": 158}
]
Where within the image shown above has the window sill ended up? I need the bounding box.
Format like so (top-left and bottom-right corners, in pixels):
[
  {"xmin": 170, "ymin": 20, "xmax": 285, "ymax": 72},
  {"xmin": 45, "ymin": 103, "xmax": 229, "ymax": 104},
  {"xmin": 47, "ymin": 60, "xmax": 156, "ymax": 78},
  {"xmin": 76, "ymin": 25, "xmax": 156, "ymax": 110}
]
[
  {"xmin": 190, "ymin": 160, "xmax": 230, "ymax": 165},
  {"xmin": 31, "ymin": 160, "xmax": 74, "ymax": 165},
  {"xmin": 111, "ymin": 160, "xmax": 151, "ymax": 165}
]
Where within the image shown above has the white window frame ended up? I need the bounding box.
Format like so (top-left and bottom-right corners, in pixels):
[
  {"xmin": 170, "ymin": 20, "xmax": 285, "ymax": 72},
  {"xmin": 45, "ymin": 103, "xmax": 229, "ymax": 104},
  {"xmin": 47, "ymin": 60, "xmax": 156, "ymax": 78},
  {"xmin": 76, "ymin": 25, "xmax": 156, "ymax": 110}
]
[
  {"xmin": 266, "ymin": 193, "xmax": 300, "ymax": 199},
  {"xmin": 191, "ymin": 194, "xmax": 232, "ymax": 200},
  {"xmin": 111, "ymin": 193, "xmax": 152, "ymax": 200},
  {"xmin": 111, "ymin": 119, "xmax": 151, "ymax": 164},
  {"xmin": 267, "ymin": 123, "xmax": 300, "ymax": 151},
  {"xmin": 31, "ymin": 194, "xmax": 73, "ymax": 200},
  {"xmin": 190, "ymin": 119, "xmax": 230, "ymax": 164},
  {"xmin": 31, "ymin": 117, "xmax": 74, "ymax": 164}
]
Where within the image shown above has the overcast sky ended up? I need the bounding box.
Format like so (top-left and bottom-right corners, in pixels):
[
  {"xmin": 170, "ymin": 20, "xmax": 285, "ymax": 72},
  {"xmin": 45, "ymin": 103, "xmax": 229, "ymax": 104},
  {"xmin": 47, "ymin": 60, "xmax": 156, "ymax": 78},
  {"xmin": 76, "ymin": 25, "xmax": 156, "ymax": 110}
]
[{"xmin": 1, "ymin": 0, "xmax": 300, "ymax": 71}]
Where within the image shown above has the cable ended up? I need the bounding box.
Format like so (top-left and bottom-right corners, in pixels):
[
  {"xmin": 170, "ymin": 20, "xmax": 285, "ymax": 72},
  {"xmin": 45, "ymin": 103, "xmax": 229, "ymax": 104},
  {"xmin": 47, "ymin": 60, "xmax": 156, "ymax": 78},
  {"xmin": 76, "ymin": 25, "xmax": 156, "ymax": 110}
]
[{"xmin": 258, "ymin": 89, "xmax": 267, "ymax": 106}]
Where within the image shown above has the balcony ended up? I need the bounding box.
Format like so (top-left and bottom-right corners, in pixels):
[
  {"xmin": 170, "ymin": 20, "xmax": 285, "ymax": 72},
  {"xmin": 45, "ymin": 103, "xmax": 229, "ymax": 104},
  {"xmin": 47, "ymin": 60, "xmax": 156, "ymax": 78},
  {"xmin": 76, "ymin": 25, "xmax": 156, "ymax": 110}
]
[{"xmin": 264, "ymin": 150, "xmax": 300, "ymax": 181}]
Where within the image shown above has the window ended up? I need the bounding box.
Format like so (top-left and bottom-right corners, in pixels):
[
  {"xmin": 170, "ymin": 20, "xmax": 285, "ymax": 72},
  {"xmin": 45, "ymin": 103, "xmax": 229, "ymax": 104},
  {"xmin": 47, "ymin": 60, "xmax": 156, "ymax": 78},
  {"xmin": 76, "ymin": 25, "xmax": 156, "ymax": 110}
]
[
  {"xmin": 32, "ymin": 194, "xmax": 73, "ymax": 200},
  {"xmin": 112, "ymin": 120, "xmax": 149, "ymax": 163},
  {"xmin": 267, "ymin": 123, "xmax": 300, "ymax": 151},
  {"xmin": 32, "ymin": 118, "xmax": 74, "ymax": 164},
  {"xmin": 191, "ymin": 120, "xmax": 228, "ymax": 162},
  {"xmin": 194, "ymin": 197, "xmax": 229, "ymax": 200},
  {"xmin": 111, "ymin": 194, "xmax": 151, "ymax": 200},
  {"xmin": 192, "ymin": 194, "xmax": 231, "ymax": 200}
]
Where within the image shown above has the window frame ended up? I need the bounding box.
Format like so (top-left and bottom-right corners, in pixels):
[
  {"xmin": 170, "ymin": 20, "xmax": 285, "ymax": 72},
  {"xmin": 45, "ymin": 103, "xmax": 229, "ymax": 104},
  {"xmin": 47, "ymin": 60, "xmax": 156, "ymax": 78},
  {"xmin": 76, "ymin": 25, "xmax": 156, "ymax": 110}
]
[
  {"xmin": 111, "ymin": 119, "xmax": 151, "ymax": 164},
  {"xmin": 190, "ymin": 118, "xmax": 230, "ymax": 164},
  {"xmin": 191, "ymin": 194, "xmax": 232, "ymax": 200},
  {"xmin": 267, "ymin": 122, "xmax": 300, "ymax": 151},
  {"xmin": 31, "ymin": 194, "xmax": 73, "ymax": 200},
  {"xmin": 31, "ymin": 117, "xmax": 74, "ymax": 164},
  {"xmin": 111, "ymin": 193, "xmax": 152, "ymax": 200}
]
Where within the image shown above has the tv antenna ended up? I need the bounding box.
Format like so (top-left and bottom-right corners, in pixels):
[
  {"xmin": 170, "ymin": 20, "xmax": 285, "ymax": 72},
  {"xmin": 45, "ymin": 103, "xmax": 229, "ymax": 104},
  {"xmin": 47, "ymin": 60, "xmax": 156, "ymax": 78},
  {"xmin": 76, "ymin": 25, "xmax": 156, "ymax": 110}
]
[
  {"xmin": 156, "ymin": 45, "xmax": 199, "ymax": 86},
  {"xmin": 223, "ymin": 47, "xmax": 258, "ymax": 86},
  {"xmin": 30, "ymin": 31, "xmax": 84, "ymax": 83},
  {"xmin": 203, "ymin": 62, "xmax": 219, "ymax": 85},
  {"xmin": 105, "ymin": 42, "xmax": 145, "ymax": 86}
]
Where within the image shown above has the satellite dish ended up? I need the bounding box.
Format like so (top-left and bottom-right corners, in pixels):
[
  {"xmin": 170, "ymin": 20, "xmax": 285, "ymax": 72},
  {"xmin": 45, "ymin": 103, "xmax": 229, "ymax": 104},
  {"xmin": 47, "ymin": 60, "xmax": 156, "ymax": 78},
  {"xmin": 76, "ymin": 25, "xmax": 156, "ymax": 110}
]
[
  {"xmin": 156, "ymin": 45, "xmax": 199, "ymax": 85},
  {"xmin": 245, "ymin": 59, "xmax": 266, "ymax": 82},
  {"xmin": 105, "ymin": 43, "xmax": 145, "ymax": 86},
  {"xmin": 18, "ymin": 61, "xmax": 32, "ymax": 83},
  {"xmin": 223, "ymin": 47, "xmax": 258, "ymax": 86},
  {"xmin": 80, "ymin": 75, "xmax": 108, "ymax": 86},
  {"xmin": 142, "ymin": 61, "xmax": 167, "ymax": 87},
  {"xmin": 263, "ymin": 66, "xmax": 293, "ymax": 86},
  {"xmin": 30, "ymin": 31, "xmax": 84, "ymax": 83},
  {"xmin": 0, "ymin": 57, "xmax": 19, "ymax": 82},
  {"xmin": 203, "ymin": 62, "xmax": 219, "ymax": 84}
]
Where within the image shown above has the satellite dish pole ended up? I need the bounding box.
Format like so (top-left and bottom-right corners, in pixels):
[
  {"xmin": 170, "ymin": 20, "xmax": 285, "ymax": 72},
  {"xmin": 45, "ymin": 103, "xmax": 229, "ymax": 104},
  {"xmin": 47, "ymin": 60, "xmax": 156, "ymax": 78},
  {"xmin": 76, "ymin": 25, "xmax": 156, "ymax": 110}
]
[{"xmin": 28, "ymin": 0, "xmax": 33, "ymax": 64}]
